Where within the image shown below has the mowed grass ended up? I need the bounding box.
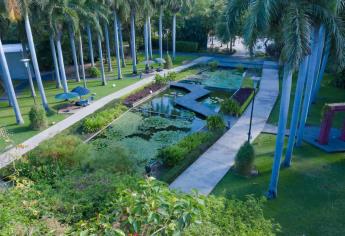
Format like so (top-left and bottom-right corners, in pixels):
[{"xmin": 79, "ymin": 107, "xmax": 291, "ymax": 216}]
[
  {"xmin": 268, "ymin": 73, "xmax": 345, "ymax": 128},
  {"xmin": 0, "ymin": 54, "xmax": 197, "ymax": 152},
  {"xmin": 212, "ymin": 74, "xmax": 345, "ymax": 235}
]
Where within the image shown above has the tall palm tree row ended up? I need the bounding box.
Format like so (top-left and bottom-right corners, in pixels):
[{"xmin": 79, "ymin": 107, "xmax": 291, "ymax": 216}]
[
  {"xmin": 128, "ymin": 0, "xmax": 140, "ymax": 74},
  {"xmin": 224, "ymin": 0, "xmax": 345, "ymax": 198},
  {"xmin": 0, "ymin": 2, "xmax": 24, "ymax": 124}
]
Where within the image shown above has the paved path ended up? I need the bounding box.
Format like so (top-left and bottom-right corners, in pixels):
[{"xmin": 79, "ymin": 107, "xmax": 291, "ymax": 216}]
[
  {"xmin": 0, "ymin": 57, "xmax": 212, "ymax": 169},
  {"xmin": 170, "ymin": 61, "xmax": 279, "ymax": 195},
  {"xmin": 170, "ymin": 82, "xmax": 216, "ymax": 117}
]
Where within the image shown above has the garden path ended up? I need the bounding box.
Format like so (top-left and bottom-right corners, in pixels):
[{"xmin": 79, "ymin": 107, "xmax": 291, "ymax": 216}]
[
  {"xmin": 170, "ymin": 61, "xmax": 279, "ymax": 195},
  {"xmin": 0, "ymin": 57, "xmax": 212, "ymax": 169}
]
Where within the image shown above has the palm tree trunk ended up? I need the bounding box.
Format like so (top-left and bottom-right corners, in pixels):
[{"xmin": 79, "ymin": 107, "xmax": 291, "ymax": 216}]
[
  {"xmin": 172, "ymin": 13, "xmax": 176, "ymax": 60},
  {"xmin": 97, "ymin": 34, "xmax": 107, "ymax": 85},
  {"xmin": 78, "ymin": 35, "xmax": 87, "ymax": 88},
  {"xmin": 312, "ymin": 33, "xmax": 330, "ymax": 103},
  {"xmin": 144, "ymin": 18, "xmax": 149, "ymax": 72},
  {"xmin": 24, "ymin": 13, "xmax": 48, "ymax": 110},
  {"xmin": 113, "ymin": 11, "xmax": 122, "ymax": 79},
  {"xmin": 159, "ymin": 7, "xmax": 163, "ymax": 59},
  {"xmin": 0, "ymin": 38, "xmax": 24, "ymax": 124},
  {"xmin": 56, "ymin": 32, "xmax": 69, "ymax": 93},
  {"xmin": 267, "ymin": 65, "xmax": 293, "ymax": 199},
  {"xmin": 283, "ymin": 56, "xmax": 309, "ymax": 167},
  {"xmin": 296, "ymin": 27, "xmax": 321, "ymax": 146},
  {"xmin": 49, "ymin": 36, "xmax": 62, "ymax": 88},
  {"xmin": 118, "ymin": 19, "xmax": 126, "ymax": 68},
  {"xmin": 104, "ymin": 24, "xmax": 113, "ymax": 72},
  {"xmin": 310, "ymin": 25, "xmax": 326, "ymax": 104},
  {"xmin": 87, "ymin": 24, "xmax": 95, "ymax": 66},
  {"xmin": 148, "ymin": 16, "xmax": 153, "ymax": 60},
  {"xmin": 130, "ymin": 10, "xmax": 137, "ymax": 74},
  {"xmin": 68, "ymin": 24, "xmax": 80, "ymax": 82}
]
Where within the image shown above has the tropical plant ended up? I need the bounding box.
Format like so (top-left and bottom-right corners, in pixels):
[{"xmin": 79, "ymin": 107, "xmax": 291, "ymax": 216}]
[
  {"xmin": 28, "ymin": 105, "xmax": 48, "ymax": 131},
  {"xmin": 234, "ymin": 141, "xmax": 255, "ymax": 176},
  {"xmin": 208, "ymin": 60, "xmax": 219, "ymax": 72},
  {"xmin": 164, "ymin": 53, "xmax": 173, "ymax": 69},
  {"xmin": 221, "ymin": 98, "xmax": 240, "ymax": 116},
  {"xmin": 87, "ymin": 66, "xmax": 101, "ymax": 78},
  {"xmin": 206, "ymin": 115, "xmax": 226, "ymax": 131}
]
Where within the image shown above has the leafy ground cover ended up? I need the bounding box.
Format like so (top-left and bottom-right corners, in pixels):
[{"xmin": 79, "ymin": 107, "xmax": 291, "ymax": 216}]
[
  {"xmin": 213, "ymin": 73, "xmax": 345, "ymax": 235},
  {"xmin": 0, "ymin": 54, "xmax": 197, "ymax": 152}
]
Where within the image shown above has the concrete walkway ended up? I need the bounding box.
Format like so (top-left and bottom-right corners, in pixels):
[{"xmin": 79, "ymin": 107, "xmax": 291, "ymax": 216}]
[
  {"xmin": 0, "ymin": 57, "xmax": 212, "ymax": 169},
  {"xmin": 170, "ymin": 61, "xmax": 279, "ymax": 195}
]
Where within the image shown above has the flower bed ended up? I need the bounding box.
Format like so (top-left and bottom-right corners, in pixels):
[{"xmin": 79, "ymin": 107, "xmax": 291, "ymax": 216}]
[
  {"xmin": 232, "ymin": 88, "xmax": 255, "ymax": 114},
  {"xmin": 123, "ymin": 84, "xmax": 164, "ymax": 107}
]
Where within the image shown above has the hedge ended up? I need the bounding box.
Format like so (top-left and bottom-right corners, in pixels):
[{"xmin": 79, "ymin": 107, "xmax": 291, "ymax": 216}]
[{"xmin": 176, "ymin": 41, "xmax": 199, "ymax": 52}]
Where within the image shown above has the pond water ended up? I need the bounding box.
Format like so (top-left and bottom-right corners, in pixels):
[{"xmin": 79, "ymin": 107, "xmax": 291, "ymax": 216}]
[{"xmin": 90, "ymin": 68, "xmax": 244, "ymax": 168}]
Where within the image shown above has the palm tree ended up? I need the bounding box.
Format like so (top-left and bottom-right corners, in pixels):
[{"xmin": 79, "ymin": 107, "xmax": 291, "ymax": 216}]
[
  {"xmin": 49, "ymin": 36, "xmax": 62, "ymax": 88},
  {"xmin": 86, "ymin": 24, "xmax": 95, "ymax": 66},
  {"xmin": 141, "ymin": 0, "xmax": 153, "ymax": 71},
  {"xmin": 168, "ymin": 0, "xmax": 193, "ymax": 60},
  {"xmin": 0, "ymin": 4, "xmax": 24, "ymax": 124},
  {"xmin": 225, "ymin": 0, "xmax": 345, "ymax": 198},
  {"xmin": 110, "ymin": 0, "xmax": 128, "ymax": 79},
  {"xmin": 128, "ymin": 0, "xmax": 140, "ymax": 74},
  {"xmin": 46, "ymin": 0, "xmax": 81, "ymax": 93},
  {"xmin": 10, "ymin": 0, "xmax": 49, "ymax": 110},
  {"xmin": 104, "ymin": 22, "xmax": 113, "ymax": 72},
  {"xmin": 153, "ymin": 0, "xmax": 166, "ymax": 60}
]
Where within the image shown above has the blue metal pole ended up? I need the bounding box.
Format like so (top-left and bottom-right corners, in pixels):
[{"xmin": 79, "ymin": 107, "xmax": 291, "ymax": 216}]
[
  {"xmin": 283, "ymin": 56, "xmax": 309, "ymax": 166},
  {"xmin": 267, "ymin": 64, "xmax": 293, "ymax": 199},
  {"xmin": 296, "ymin": 27, "xmax": 320, "ymax": 146}
]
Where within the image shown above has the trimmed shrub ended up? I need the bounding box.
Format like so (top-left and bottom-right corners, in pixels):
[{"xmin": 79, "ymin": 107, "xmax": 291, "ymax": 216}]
[
  {"xmin": 208, "ymin": 61, "xmax": 219, "ymax": 72},
  {"xmin": 234, "ymin": 142, "xmax": 255, "ymax": 176},
  {"xmin": 155, "ymin": 74, "xmax": 167, "ymax": 85},
  {"xmin": 207, "ymin": 115, "xmax": 226, "ymax": 131},
  {"xmin": 221, "ymin": 98, "xmax": 241, "ymax": 116},
  {"xmin": 29, "ymin": 105, "xmax": 48, "ymax": 131},
  {"xmin": 87, "ymin": 66, "xmax": 101, "ymax": 78},
  {"xmin": 176, "ymin": 41, "xmax": 199, "ymax": 52},
  {"xmin": 82, "ymin": 105, "xmax": 127, "ymax": 133},
  {"xmin": 236, "ymin": 65, "xmax": 245, "ymax": 73},
  {"xmin": 166, "ymin": 72, "xmax": 177, "ymax": 82},
  {"xmin": 164, "ymin": 54, "xmax": 173, "ymax": 69},
  {"xmin": 158, "ymin": 132, "xmax": 212, "ymax": 167}
]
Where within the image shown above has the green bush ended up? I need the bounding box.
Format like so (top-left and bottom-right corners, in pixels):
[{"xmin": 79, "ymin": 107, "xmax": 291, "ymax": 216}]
[
  {"xmin": 29, "ymin": 105, "xmax": 48, "ymax": 131},
  {"xmin": 82, "ymin": 105, "xmax": 127, "ymax": 133},
  {"xmin": 164, "ymin": 54, "xmax": 173, "ymax": 69},
  {"xmin": 207, "ymin": 115, "xmax": 226, "ymax": 131},
  {"xmin": 221, "ymin": 98, "xmax": 241, "ymax": 116},
  {"xmin": 158, "ymin": 132, "xmax": 212, "ymax": 167},
  {"xmin": 176, "ymin": 41, "xmax": 199, "ymax": 52},
  {"xmin": 85, "ymin": 144, "xmax": 137, "ymax": 174},
  {"xmin": 208, "ymin": 61, "xmax": 219, "ymax": 72},
  {"xmin": 166, "ymin": 72, "xmax": 177, "ymax": 81},
  {"xmin": 234, "ymin": 142, "xmax": 255, "ymax": 176},
  {"xmin": 236, "ymin": 64, "xmax": 245, "ymax": 73},
  {"xmin": 155, "ymin": 74, "xmax": 167, "ymax": 85},
  {"xmin": 87, "ymin": 66, "xmax": 101, "ymax": 78}
]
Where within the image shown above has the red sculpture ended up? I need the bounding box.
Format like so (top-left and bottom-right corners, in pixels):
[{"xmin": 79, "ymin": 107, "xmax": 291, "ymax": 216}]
[{"xmin": 318, "ymin": 103, "xmax": 345, "ymax": 145}]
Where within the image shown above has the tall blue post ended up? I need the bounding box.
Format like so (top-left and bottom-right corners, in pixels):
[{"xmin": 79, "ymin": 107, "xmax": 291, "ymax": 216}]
[
  {"xmin": 267, "ymin": 65, "xmax": 293, "ymax": 199},
  {"xmin": 311, "ymin": 34, "xmax": 331, "ymax": 103},
  {"xmin": 296, "ymin": 27, "xmax": 320, "ymax": 146},
  {"xmin": 283, "ymin": 56, "xmax": 309, "ymax": 167}
]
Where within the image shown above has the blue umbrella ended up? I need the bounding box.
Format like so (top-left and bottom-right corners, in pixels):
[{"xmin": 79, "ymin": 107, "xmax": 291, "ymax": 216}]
[
  {"xmin": 55, "ymin": 92, "xmax": 80, "ymax": 100},
  {"xmin": 71, "ymin": 86, "xmax": 90, "ymax": 96}
]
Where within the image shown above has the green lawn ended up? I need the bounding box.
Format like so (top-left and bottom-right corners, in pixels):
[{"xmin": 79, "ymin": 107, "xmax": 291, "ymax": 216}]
[
  {"xmin": 212, "ymin": 74, "xmax": 345, "ymax": 235},
  {"xmin": 268, "ymin": 73, "xmax": 345, "ymax": 128},
  {"xmin": 0, "ymin": 54, "xmax": 197, "ymax": 152}
]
